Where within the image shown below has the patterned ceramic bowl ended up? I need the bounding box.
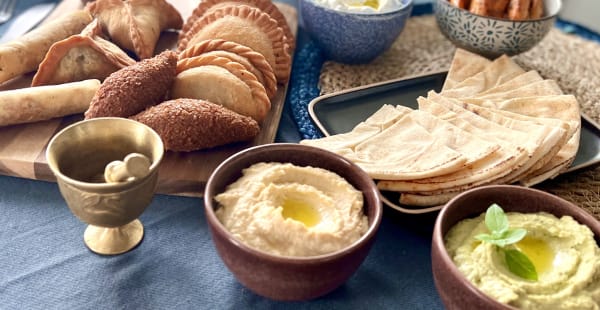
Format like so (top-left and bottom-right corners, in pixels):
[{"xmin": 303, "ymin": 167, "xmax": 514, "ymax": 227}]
[
  {"xmin": 300, "ymin": 0, "xmax": 413, "ymax": 64},
  {"xmin": 435, "ymin": 0, "xmax": 562, "ymax": 58}
]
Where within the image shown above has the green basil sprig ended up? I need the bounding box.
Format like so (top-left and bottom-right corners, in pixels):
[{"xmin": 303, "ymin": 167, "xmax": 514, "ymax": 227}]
[{"xmin": 474, "ymin": 204, "xmax": 538, "ymax": 281}]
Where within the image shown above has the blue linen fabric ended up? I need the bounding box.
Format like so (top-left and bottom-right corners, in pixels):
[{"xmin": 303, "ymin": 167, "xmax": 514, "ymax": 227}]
[
  {"xmin": 1, "ymin": 1, "xmax": 598, "ymax": 309},
  {"xmin": 0, "ymin": 1, "xmax": 443, "ymax": 309}
]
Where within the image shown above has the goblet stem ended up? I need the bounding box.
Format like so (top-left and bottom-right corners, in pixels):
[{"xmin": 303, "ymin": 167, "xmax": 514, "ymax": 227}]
[{"xmin": 83, "ymin": 219, "xmax": 144, "ymax": 255}]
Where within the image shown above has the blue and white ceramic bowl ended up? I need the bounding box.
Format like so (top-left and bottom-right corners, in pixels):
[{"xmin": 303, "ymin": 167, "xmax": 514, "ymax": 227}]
[
  {"xmin": 435, "ymin": 0, "xmax": 562, "ymax": 58},
  {"xmin": 300, "ymin": 0, "xmax": 413, "ymax": 64}
]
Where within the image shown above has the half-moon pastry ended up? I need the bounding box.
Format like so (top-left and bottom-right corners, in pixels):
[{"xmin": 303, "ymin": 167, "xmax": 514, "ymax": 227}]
[
  {"xmin": 31, "ymin": 20, "xmax": 136, "ymax": 86},
  {"xmin": 180, "ymin": 0, "xmax": 295, "ymax": 50},
  {"xmin": 86, "ymin": 0, "xmax": 183, "ymax": 59},
  {"xmin": 178, "ymin": 4, "xmax": 290, "ymax": 82},
  {"xmin": 0, "ymin": 79, "xmax": 100, "ymax": 127},
  {"xmin": 84, "ymin": 50, "xmax": 177, "ymax": 119},
  {"xmin": 179, "ymin": 39, "xmax": 277, "ymax": 98},
  {"xmin": 131, "ymin": 98, "xmax": 260, "ymax": 152},
  {"xmin": 0, "ymin": 10, "xmax": 93, "ymax": 84},
  {"xmin": 173, "ymin": 54, "xmax": 270, "ymax": 122}
]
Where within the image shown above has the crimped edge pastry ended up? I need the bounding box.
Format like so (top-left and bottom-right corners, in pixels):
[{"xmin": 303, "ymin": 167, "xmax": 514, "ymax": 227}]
[
  {"xmin": 32, "ymin": 20, "xmax": 136, "ymax": 86},
  {"xmin": 180, "ymin": 0, "xmax": 294, "ymax": 50},
  {"xmin": 178, "ymin": 4, "xmax": 290, "ymax": 82},
  {"xmin": 175, "ymin": 54, "xmax": 271, "ymax": 122},
  {"xmin": 179, "ymin": 39, "xmax": 277, "ymax": 99}
]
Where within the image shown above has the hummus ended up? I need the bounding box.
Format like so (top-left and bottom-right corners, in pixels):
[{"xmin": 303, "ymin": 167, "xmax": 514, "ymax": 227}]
[
  {"xmin": 215, "ymin": 162, "xmax": 368, "ymax": 257},
  {"xmin": 445, "ymin": 211, "xmax": 600, "ymax": 310},
  {"xmin": 313, "ymin": 0, "xmax": 405, "ymax": 14}
]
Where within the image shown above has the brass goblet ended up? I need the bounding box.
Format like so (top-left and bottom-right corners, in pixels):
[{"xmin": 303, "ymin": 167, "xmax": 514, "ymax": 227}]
[{"xmin": 46, "ymin": 117, "xmax": 164, "ymax": 255}]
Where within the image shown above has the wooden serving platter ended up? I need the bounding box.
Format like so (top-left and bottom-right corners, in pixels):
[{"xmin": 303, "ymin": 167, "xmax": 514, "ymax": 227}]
[{"xmin": 0, "ymin": 0, "xmax": 297, "ymax": 196}]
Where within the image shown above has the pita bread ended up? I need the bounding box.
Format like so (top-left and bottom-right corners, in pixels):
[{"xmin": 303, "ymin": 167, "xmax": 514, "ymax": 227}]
[
  {"xmin": 304, "ymin": 105, "xmax": 469, "ymax": 180},
  {"xmin": 474, "ymin": 70, "xmax": 544, "ymax": 97},
  {"xmin": 443, "ymin": 48, "xmax": 491, "ymax": 90},
  {"xmin": 378, "ymin": 96, "xmax": 530, "ymax": 193},
  {"xmin": 300, "ymin": 105, "xmax": 408, "ymax": 151},
  {"xmin": 465, "ymin": 95, "xmax": 581, "ymax": 182},
  {"xmin": 398, "ymin": 192, "xmax": 459, "ymax": 207},
  {"xmin": 427, "ymin": 92, "xmax": 564, "ymax": 183},
  {"xmin": 441, "ymin": 55, "xmax": 525, "ymax": 98}
]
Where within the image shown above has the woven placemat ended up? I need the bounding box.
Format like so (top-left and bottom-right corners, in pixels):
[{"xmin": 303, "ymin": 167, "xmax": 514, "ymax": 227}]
[{"xmin": 318, "ymin": 15, "xmax": 600, "ymax": 219}]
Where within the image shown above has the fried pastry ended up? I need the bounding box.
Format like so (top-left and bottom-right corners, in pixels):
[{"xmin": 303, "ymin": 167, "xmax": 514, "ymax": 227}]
[
  {"xmin": 131, "ymin": 98, "xmax": 260, "ymax": 152},
  {"xmin": 173, "ymin": 54, "xmax": 270, "ymax": 122},
  {"xmin": 31, "ymin": 20, "xmax": 136, "ymax": 86},
  {"xmin": 179, "ymin": 39, "xmax": 277, "ymax": 99},
  {"xmin": 449, "ymin": 0, "xmax": 470, "ymax": 9},
  {"xmin": 85, "ymin": 50, "xmax": 177, "ymax": 119},
  {"xmin": 468, "ymin": 0, "xmax": 488, "ymax": 16},
  {"xmin": 507, "ymin": 0, "xmax": 531, "ymax": 20},
  {"xmin": 0, "ymin": 10, "xmax": 93, "ymax": 84},
  {"xmin": 181, "ymin": 0, "xmax": 294, "ymax": 50},
  {"xmin": 86, "ymin": 0, "xmax": 183, "ymax": 59},
  {"xmin": 178, "ymin": 4, "xmax": 290, "ymax": 82},
  {"xmin": 529, "ymin": 0, "xmax": 544, "ymax": 19},
  {"xmin": 0, "ymin": 79, "xmax": 100, "ymax": 127}
]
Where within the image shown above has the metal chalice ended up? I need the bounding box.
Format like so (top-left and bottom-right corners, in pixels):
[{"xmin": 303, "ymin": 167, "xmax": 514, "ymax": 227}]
[{"xmin": 46, "ymin": 117, "xmax": 164, "ymax": 255}]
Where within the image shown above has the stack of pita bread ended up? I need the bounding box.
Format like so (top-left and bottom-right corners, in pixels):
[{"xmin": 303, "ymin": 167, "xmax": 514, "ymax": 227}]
[{"xmin": 301, "ymin": 48, "xmax": 581, "ymax": 207}]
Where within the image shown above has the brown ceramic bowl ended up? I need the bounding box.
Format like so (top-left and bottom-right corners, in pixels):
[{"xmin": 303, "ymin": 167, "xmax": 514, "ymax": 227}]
[
  {"xmin": 431, "ymin": 185, "xmax": 600, "ymax": 310},
  {"xmin": 204, "ymin": 143, "xmax": 382, "ymax": 301}
]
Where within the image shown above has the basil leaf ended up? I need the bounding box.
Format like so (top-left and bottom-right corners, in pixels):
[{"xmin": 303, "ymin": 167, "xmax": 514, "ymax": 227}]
[
  {"xmin": 474, "ymin": 233, "xmax": 494, "ymax": 242},
  {"xmin": 504, "ymin": 249, "xmax": 538, "ymax": 281},
  {"xmin": 501, "ymin": 228, "xmax": 527, "ymax": 245},
  {"xmin": 485, "ymin": 204, "xmax": 508, "ymax": 236}
]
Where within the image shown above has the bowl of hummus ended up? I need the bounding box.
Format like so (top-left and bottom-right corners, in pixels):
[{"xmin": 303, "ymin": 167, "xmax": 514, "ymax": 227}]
[
  {"xmin": 300, "ymin": 0, "xmax": 413, "ymax": 64},
  {"xmin": 431, "ymin": 185, "xmax": 600, "ymax": 310},
  {"xmin": 204, "ymin": 143, "xmax": 382, "ymax": 301}
]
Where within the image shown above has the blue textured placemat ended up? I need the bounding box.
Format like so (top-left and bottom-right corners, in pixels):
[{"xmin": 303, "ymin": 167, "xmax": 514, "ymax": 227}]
[{"xmin": 288, "ymin": 4, "xmax": 600, "ymax": 140}]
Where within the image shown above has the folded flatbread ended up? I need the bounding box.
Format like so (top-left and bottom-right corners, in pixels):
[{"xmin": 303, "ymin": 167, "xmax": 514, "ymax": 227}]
[
  {"xmin": 441, "ymin": 55, "xmax": 525, "ymax": 98},
  {"xmin": 314, "ymin": 106, "xmax": 471, "ymax": 180},
  {"xmin": 443, "ymin": 48, "xmax": 491, "ymax": 90},
  {"xmin": 0, "ymin": 10, "xmax": 93, "ymax": 84},
  {"xmin": 0, "ymin": 79, "xmax": 100, "ymax": 127}
]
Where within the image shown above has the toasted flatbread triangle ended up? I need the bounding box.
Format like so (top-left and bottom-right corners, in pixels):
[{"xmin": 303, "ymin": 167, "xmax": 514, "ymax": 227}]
[
  {"xmin": 345, "ymin": 110, "xmax": 468, "ymax": 180},
  {"xmin": 441, "ymin": 55, "xmax": 525, "ymax": 98},
  {"xmin": 443, "ymin": 48, "xmax": 491, "ymax": 91},
  {"xmin": 300, "ymin": 104, "xmax": 408, "ymax": 151},
  {"xmin": 464, "ymin": 95, "xmax": 581, "ymax": 183},
  {"xmin": 378, "ymin": 96, "xmax": 530, "ymax": 193},
  {"xmin": 427, "ymin": 92, "xmax": 559, "ymax": 183},
  {"xmin": 474, "ymin": 70, "xmax": 544, "ymax": 97}
]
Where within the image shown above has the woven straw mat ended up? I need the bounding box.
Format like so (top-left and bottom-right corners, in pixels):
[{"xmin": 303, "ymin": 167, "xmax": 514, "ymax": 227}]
[{"xmin": 319, "ymin": 15, "xmax": 600, "ymax": 220}]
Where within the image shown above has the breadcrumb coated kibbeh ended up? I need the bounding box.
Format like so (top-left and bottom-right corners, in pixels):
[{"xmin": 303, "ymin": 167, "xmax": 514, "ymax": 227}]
[
  {"xmin": 131, "ymin": 98, "xmax": 260, "ymax": 152},
  {"xmin": 84, "ymin": 50, "xmax": 178, "ymax": 119}
]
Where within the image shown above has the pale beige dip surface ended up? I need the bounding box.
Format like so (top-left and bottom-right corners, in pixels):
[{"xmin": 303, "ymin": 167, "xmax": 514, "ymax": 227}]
[
  {"xmin": 215, "ymin": 162, "xmax": 368, "ymax": 257},
  {"xmin": 445, "ymin": 212, "xmax": 600, "ymax": 310}
]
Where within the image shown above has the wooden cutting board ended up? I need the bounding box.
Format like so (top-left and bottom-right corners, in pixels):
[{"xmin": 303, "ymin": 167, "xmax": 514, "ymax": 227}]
[{"xmin": 0, "ymin": 0, "xmax": 297, "ymax": 196}]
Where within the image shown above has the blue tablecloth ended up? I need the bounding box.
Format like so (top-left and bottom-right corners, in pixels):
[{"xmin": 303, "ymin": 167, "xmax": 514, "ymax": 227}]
[
  {"xmin": 2, "ymin": 1, "xmax": 598, "ymax": 309},
  {"xmin": 0, "ymin": 1, "xmax": 443, "ymax": 309}
]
